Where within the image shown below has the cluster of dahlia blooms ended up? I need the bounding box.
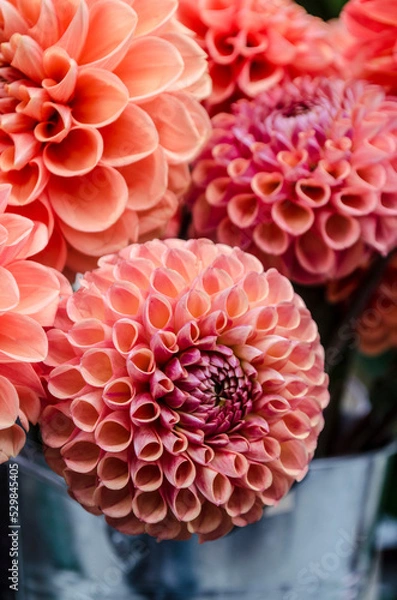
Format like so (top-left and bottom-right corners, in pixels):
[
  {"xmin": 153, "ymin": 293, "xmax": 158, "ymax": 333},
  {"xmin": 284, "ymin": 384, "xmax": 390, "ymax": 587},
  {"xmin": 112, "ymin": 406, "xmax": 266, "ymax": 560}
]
[
  {"xmin": 186, "ymin": 76, "xmax": 397, "ymax": 285},
  {"xmin": 39, "ymin": 239, "xmax": 329, "ymax": 541},
  {"xmin": 0, "ymin": 0, "xmax": 211, "ymax": 271},
  {"xmin": 177, "ymin": 0, "xmax": 344, "ymax": 114},
  {"xmin": 0, "ymin": 183, "xmax": 69, "ymax": 463},
  {"xmin": 342, "ymin": 0, "xmax": 397, "ymax": 94},
  {"xmin": 2, "ymin": 0, "xmax": 396, "ymax": 544}
]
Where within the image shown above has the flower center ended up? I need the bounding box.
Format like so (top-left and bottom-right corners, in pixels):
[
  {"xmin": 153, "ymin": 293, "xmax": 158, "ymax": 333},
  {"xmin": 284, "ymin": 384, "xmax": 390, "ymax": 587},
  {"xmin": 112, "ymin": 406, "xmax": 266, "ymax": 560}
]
[
  {"xmin": 162, "ymin": 346, "xmax": 261, "ymax": 436},
  {"xmin": 279, "ymin": 100, "xmax": 313, "ymax": 118}
]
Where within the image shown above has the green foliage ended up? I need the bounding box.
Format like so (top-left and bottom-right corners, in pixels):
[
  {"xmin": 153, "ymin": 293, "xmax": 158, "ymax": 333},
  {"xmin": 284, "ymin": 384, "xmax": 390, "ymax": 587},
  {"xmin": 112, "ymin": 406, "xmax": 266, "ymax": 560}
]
[{"xmin": 296, "ymin": 0, "xmax": 348, "ymax": 19}]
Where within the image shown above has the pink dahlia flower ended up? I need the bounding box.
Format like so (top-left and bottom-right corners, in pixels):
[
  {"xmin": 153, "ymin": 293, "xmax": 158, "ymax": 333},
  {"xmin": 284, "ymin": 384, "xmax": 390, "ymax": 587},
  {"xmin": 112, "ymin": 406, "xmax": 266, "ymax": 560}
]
[
  {"xmin": 40, "ymin": 238, "xmax": 329, "ymax": 542},
  {"xmin": 342, "ymin": 0, "xmax": 397, "ymax": 94},
  {"xmin": 186, "ymin": 77, "xmax": 397, "ymax": 285},
  {"xmin": 177, "ymin": 0, "xmax": 343, "ymax": 114},
  {"xmin": 0, "ymin": 183, "xmax": 70, "ymax": 463},
  {"xmin": 0, "ymin": 0, "xmax": 211, "ymax": 270}
]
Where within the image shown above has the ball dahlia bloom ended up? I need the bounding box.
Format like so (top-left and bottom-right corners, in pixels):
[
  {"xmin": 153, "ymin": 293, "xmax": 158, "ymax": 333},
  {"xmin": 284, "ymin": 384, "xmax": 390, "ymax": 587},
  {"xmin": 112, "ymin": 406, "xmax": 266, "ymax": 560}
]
[
  {"xmin": 342, "ymin": 0, "xmax": 397, "ymax": 94},
  {"xmin": 186, "ymin": 76, "xmax": 397, "ymax": 285},
  {"xmin": 0, "ymin": 0, "xmax": 211, "ymax": 270},
  {"xmin": 40, "ymin": 238, "xmax": 329, "ymax": 542},
  {"xmin": 177, "ymin": 0, "xmax": 343, "ymax": 114},
  {"xmin": 0, "ymin": 183, "xmax": 70, "ymax": 463}
]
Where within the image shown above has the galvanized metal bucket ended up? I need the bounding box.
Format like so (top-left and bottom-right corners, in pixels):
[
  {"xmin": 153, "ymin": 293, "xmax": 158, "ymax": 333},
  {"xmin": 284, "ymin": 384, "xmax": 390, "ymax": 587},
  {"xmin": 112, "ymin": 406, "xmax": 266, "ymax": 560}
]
[{"xmin": 17, "ymin": 442, "xmax": 395, "ymax": 600}]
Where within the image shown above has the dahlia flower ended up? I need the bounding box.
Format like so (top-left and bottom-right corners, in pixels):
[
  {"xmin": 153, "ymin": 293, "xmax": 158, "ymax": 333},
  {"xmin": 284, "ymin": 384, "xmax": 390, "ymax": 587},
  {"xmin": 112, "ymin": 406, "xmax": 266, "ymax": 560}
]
[
  {"xmin": 0, "ymin": 0, "xmax": 211, "ymax": 270},
  {"xmin": 356, "ymin": 255, "xmax": 397, "ymax": 355},
  {"xmin": 342, "ymin": 0, "xmax": 397, "ymax": 94},
  {"xmin": 0, "ymin": 183, "xmax": 69, "ymax": 463},
  {"xmin": 186, "ymin": 77, "xmax": 397, "ymax": 285},
  {"xmin": 328, "ymin": 254, "xmax": 397, "ymax": 357},
  {"xmin": 177, "ymin": 0, "xmax": 343, "ymax": 114},
  {"xmin": 40, "ymin": 238, "xmax": 329, "ymax": 542}
]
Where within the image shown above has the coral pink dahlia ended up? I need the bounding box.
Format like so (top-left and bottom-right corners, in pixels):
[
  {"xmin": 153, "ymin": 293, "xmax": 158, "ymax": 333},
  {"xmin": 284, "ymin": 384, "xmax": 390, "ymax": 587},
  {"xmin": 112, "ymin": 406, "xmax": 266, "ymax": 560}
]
[
  {"xmin": 177, "ymin": 0, "xmax": 343, "ymax": 114},
  {"xmin": 40, "ymin": 238, "xmax": 329, "ymax": 542},
  {"xmin": 187, "ymin": 76, "xmax": 397, "ymax": 285},
  {"xmin": 342, "ymin": 0, "xmax": 397, "ymax": 94},
  {"xmin": 0, "ymin": 0, "xmax": 211, "ymax": 269},
  {"xmin": 0, "ymin": 183, "xmax": 70, "ymax": 463}
]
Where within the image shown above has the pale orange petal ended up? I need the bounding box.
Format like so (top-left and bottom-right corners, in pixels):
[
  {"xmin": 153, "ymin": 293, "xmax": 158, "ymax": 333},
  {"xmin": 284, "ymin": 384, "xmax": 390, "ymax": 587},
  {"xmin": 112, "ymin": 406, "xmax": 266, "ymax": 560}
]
[
  {"xmin": 79, "ymin": 0, "xmax": 137, "ymax": 70},
  {"xmin": 0, "ymin": 375, "xmax": 19, "ymax": 429},
  {"xmin": 71, "ymin": 69, "xmax": 129, "ymax": 127},
  {"xmin": 114, "ymin": 36, "xmax": 184, "ymax": 101},
  {"xmin": 44, "ymin": 127, "xmax": 103, "ymax": 176},
  {"xmin": 48, "ymin": 166, "xmax": 128, "ymax": 232},
  {"xmin": 0, "ymin": 313, "xmax": 48, "ymax": 362},
  {"xmin": 132, "ymin": 0, "xmax": 177, "ymax": 37},
  {"xmin": 100, "ymin": 104, "xmax": 158, "ymax": 167},
  {"xmin": 0, "ymin": 424, "xmax": 26, "ymax": 463}
]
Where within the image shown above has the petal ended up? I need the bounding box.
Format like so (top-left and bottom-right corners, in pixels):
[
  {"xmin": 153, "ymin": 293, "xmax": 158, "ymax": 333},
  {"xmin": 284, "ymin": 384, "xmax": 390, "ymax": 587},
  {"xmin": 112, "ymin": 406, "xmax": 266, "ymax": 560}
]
[
  {"xmin": 42, "ymin": 46, "xmax": 78, "ymax": 103},
  {"xmin": 79, "ymin": 0, "xmax": 137, "ymax": 70},
  {"xmin": 238, "ymin": 57, "xmax": 283, "ymax": 97},
  {"xmin": 71, "ymin": 68, "xmax": 129, "ymax": 127},
  {"xmin": 113, "ymin": 36, "xmax": 184, "ymax": 102},
  {"xmin": 143, "ymin": 92, "xmax": 211, "ymax": 163},
  {"xmin": 8, "ymin": 196, "xmax": 55, "ymax": 259},
  {"xmin": 295, "ymin": 232, "xmax": 336, "ymax": 276},
  {"xmin": 132, "ymin": 489, "xmax": 167, "ymax": 524},
  {"xmin": 60, "ymin": 214, "xmax": 136, "ymax": 256},
  {"xmin": 0, "ymin": 266, "xmax": 19, "ymax": 312},
  {"xmin": 34, "ymin": 103, "xmax": 72, "ymax": 144},
  {"xmin": 18, "ymin": 386, "xmax": 41, "ymax": 426},
  {"xmin": 48, "ymin": 364, "xmax": 87, "ymax": 399},
  {"xmin": 0, "ymin": 213, "xmax": 34, "ymax": 264},
  {"xmin": 272, "ymin": 199, "xmax": 315, "ymax": 236},
  {"xmin": 162, "ymin": 32, "xmax": 209, "ymax": 92},
  {"xmin": 227, "ymin": 193, "xmax": 259, "ymax": 228},
  {"xmin": 6, "ymin": 260, "xmax": 60, "ymax": 324},
  {"xmin": 132, "ymin": 0, "xmax": 177, "ymax": 37},
  {"xmin": 100, "ymin": 104, "xmax": 158, "ymax": 167},
  {"xmin": 44, "ymin": 126, "xmax": 103, "ymax": 176},
  {"xmin": 0, "ymin": 184, "xmax": 11, "ymax": 212},
  {"xmin": 95, "ymin": 412, "xmax": 132, "ymax": 453},
  {"xmin": 0, "ymin": 132, "xmax": 41, "ymax": 171},
  {"xmin": 32, "ymin": 223, "xmax": 67, "ymax": 271},
  {"xmin": 27, "ymin": 0, "xmax": 60, "ymax": 47},
  {"xmin": 0, "ymin": 312, "xmax": 48, "ymax": 362},
  {"xmin": 0, "ymin": 375, "xmax": 19, "ymax": 429},
  {"xmin": 119, "ymin": 146, "xmax": 167, "ymax": 211},
  {"xmin": 1, "ymin": 158, "xmax": 50, "ymax": 205},
  {"xmin": 80, "ymin": 347, "xmax": 125, "ymax": 386},
  {"xmin": 55, "ymin": 0, "xmax": 90, "ymax": 61},
  {"xmin": 253, "ymin": 221, "xmax": 289, "ymax": 256},
  {"xmin": 0, "ymin": 424, "xmax": 25, "ymax": 463},
  {"xmin": 48, "ymin": 166, "xmax": 128, "ymax": 232},
  {"xmin": 10, "ymin": 34, "xmax": 45, "ymax": 83},
  {"xmin": 61, "ymin": 433, "xmax": 101, "ymax": 473},
  {"xmin": 0, "ymin": 1, "xmax": 29, "ymax": 39},
  {"xmin": 97, "ymin": 453, "xmax": 129, "ymax": 490},
  {"xmin": 318, "ymin": 212, "xmax": 361, "ymax": 250}
]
